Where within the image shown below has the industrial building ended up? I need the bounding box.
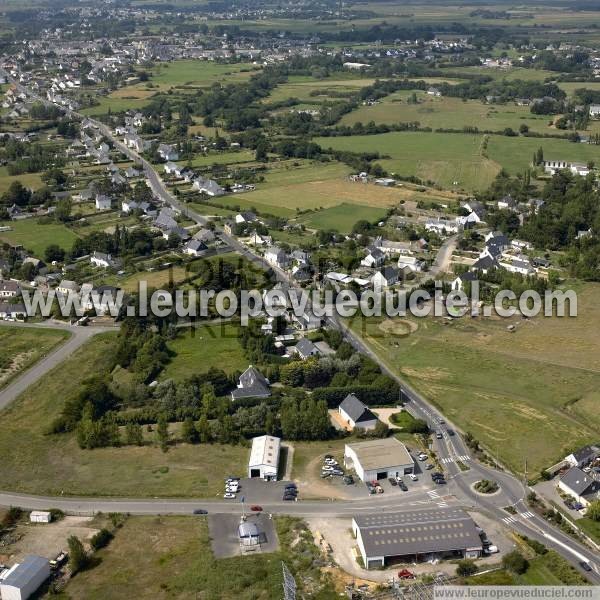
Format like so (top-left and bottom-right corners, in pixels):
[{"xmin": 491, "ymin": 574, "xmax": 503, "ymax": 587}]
[
  {"xmin": 0, "ymin": 555, "xmax": 51, "ymax": 600},
  {"xmin": 248, "ymin": 435, "xmax": 280, "ymax": 480},
  {"xmin": 344, "ymin": 437, "xmax": 414, "ymax": 482},
  {"xmin": 352, "ymin": 508, "xmax": 483, "ymax": 569}
]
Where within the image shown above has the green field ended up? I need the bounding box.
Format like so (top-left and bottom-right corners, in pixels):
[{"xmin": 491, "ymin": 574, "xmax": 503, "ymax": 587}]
[
  {"xmin": 163, "ymin": 323, "xmax": 248, "ymax": 381},
  {"xmin": 60, "ymin": 516, "xmax": 334, "ymax": 600},
  {"xmin": 184, "ymin": 150, "xmax": 255, "ymax": 168},
  {"xmin": 341, "ymin": 93, "xmax": 555, "ymax": 134},
  {"xmin": 316, "ymin": 130, "xmax": 600, "ymax": 190},
  {"xmin": 0, "ymin": 171, "xmax": 43, "ymax": 194},
  {"xmin": 0, "ymin": 334, "xmax": 248, "ymax": 497},
  {"xmin": 350, "ymin": 283, "xmax": 600, "ymax": 475},
  {"xmin": 150, "ymin": 60, "xmax": 260, "ymax": 87},
  {"xmin": 265, "ymin": 76, "xmax": 376, "ymax": 104},
  {"xmin": 0, "ymin": 327, "xmax": 69, "ymax": 389},
  {"xmin": 0, "ymin": 218, "xmax": 79, "ymax": 255},
  {"xmin": 80, "ymin": 94, "xmax": 153, "ymax": 116},
  {"xmin": 315, "ymin": 131, "xmax": 499, "ymax": 191},
  {"xmin": 297, "ymin": 203, "xmax": 388, "ymax": 233}
]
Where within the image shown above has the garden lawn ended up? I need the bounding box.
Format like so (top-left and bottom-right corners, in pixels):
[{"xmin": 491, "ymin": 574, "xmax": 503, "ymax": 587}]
[
  {"xmin": 162, "ymin": 323, "xmax": 248, "ymax": 381},
  {"xmin": 297, "ymin": 203, "xmax": 388, "ymax": 233}
]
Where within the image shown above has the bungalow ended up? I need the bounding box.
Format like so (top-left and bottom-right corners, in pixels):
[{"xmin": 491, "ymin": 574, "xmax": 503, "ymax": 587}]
[
  {"xmin": 372, "ymin": 266, "xmax": 400, "ymax": 289},
  {"xmin": 498, "ymin": 257, "xmax": 535, "ymax": 276},
  {"xmin": 235, "ymin": 212, "xmax": 258, "ymax": 225},
  {"xmin": 471, "ymin": 255, "xmax": 499, "ymax": 274},
  {"xmin": 427, "ymin": 87, "xmax": 442, "ymax": 97},
  {"xmin": 193, "ymin": 177, "xmax": 225, "ymax": 197},
  {"xmin": 360, "ymin": 247, "xmax": 385, "ymax": 268},
  {"xmin": 163, "ymin": 226, "xmax": 190, "ymax": 242},
  {"xmin": 155, "ymin": 208, "xmax": 179, "ymax": 231},
  {"xmin": 111, "ymin": 172, "xmax": 126, "ymax": 186},
  {"xmin": 558, "ymin": 467, "xmax": 600, "ymax": 507},
  {"xmin": 294, "ymin": 338, "xmax": 320, "ymax": 360},
  {"xmin": 397, "ymin": 255, "xmax": 424, "ymax": 273},
  {"xmin": 193, "ymin": 228, "xmax": 215, "ymax": 244},
  {"xmin": 124, "ymin": 167, "xmax": 140, "ymax": 178},
  {"xmin": 183, "ymin": 239, "xmax": 208, "ymax": 256},
  {"xmin": 373, "ymin": 238, "xmax": 414, "ymax": 255},
  {"xmin": 95, "ymin": 194, "xmax": 112, "ymax": 211},
  {"xmin": 497, "ymin": 194, "xmax": 517, "ymax": 211},
  {"xmin": 157, "ymin": 144, "xmax": 179, "ymax": 161},
  {"xmin": 338, "ymin": 394, "xmax": 379, "ymax": 431},
  {"xmin": 231, "ymin": 365, "xmax": 271, "ymax": 400}
]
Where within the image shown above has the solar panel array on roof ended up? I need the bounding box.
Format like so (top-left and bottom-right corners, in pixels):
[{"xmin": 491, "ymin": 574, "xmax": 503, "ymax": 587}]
[{"xmin": 354, "ymin": 508, "xmax": 482, "ymax": 558}]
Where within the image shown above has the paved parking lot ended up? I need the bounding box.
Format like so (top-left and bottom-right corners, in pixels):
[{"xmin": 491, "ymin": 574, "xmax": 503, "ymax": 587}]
[
  {"xmin": 221, "ymin": 477, "xmax": 296, "ymax": 504},
  {"xmin": 208, "ymin": 513, "xmax": 279, "ymax": 559}
]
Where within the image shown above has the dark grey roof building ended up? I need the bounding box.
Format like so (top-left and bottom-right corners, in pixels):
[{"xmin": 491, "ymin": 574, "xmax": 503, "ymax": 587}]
[
  {"xmin": 558, "ymin": 466, "xmax": 600, "ymax": 506},
  {"xmin": 295, "ymin": 338, "xmax": 319, "ymax": 360},
  {"xmin": 338, "ymin": 393, "xmax": 378, "ymax": 430},
  {"xmin": 231, "ymin": 366, "xmax": 271, "ymax": 400},
  {"xmin": 352, "ymin": 508, "xmax": 483, "ymax": 569}
]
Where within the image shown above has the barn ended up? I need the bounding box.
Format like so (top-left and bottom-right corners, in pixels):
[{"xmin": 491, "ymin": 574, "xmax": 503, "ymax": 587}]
[{"xmin": 248, "ymin": 435, "xmax": 280, "ymax": 481}]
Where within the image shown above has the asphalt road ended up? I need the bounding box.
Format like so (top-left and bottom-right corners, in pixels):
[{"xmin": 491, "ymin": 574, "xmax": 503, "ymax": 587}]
[{"xmin": 2, "ymin": 72, "xmax": 599, "ymax": 582}]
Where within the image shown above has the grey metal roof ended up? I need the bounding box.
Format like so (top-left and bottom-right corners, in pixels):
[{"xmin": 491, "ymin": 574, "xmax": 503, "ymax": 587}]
[
  {"xmin": 560, "ymin": 467, "xmax": 600, "ymax": 496},
  {"xmin": 571, "ymin": 445, "xmax": 600, "ymax": 463},
  {"xmin": 2, "ymin": 555, "xmax": 49, "ymax": 589},
  {"xmin": 238, "ymin": 522, "xmax": 260, "ymax": 538},
  {"xmin": 339, "ymin": 394, "xmax": 377, "ymax": 424},
  {"xmin": 354, "ymin": 508, "xmax": 482, "ymax": 558}
]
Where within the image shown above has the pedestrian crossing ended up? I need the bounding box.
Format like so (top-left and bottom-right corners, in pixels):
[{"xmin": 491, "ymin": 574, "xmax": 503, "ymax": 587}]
[
  {"xmin": 502, "ymin": 511, "xmax": 535, "ymax": 525},
  {"xmin": 427, "ymin": 490, "xmax": 440, "ymax": 499},
  {"xmin": 440, "ymin": 455, "xmax": 470, "ymax": 464}
]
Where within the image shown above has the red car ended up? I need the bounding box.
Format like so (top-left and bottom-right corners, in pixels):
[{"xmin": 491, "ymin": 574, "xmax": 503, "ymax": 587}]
[
  {"xmin": 250, "ymin": 505, "xmax": 263, "ymax": 512},
  {"xmin": 398, "ymin": 569, "xmax": 415, "ymax": 580}
]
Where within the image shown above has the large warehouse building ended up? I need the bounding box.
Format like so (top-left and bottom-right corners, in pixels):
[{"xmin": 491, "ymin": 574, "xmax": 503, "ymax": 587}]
[
  {"xmin": 248, "ymin": 435, "xmax": 280, "ymax": 480},
  {"xmin": 0, "ymin": 555, "xmax": 50, "ymax": 600},
  {"xmin": 344, "ymin": 437, "xmax": 414, "ymax": 481},
  {"xmin": 352, "ymin": 508, "xmax": 483, "ymax": 569}
]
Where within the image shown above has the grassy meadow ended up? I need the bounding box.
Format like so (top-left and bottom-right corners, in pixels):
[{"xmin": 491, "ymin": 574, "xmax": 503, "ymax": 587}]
[
  {"xmin": 0, "ymin": 218, "xmax": 79, "ymax": 255},
  {"xmin": 0, "ymin": 334, "xmax": 248, "ymax": 497},
  {"xmin": 350, "ymin": 283, "xmax": 600, "ymax": 476}
]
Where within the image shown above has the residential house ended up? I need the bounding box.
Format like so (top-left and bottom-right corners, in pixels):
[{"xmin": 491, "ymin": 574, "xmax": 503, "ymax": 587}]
[
  {"xmin": 338, "ymin": 393, "xmax": 379, "ymax": 431},
  {"xmin": 0, "ymin": 301, "xmax": 26, "ymax": 320},
  {"xmin": 0, "ymin": 280, "xmax": 20, "ymax": 298},
  {"xmin": 294, "ymin": 338, "xmax": 320, "ymax": 360},
  {"xmin": 372, "ymin": 266, "xmax": 400, "ymax": 289},
  {"xmin": 235, "ymin": 211, "xmax": 257, "ymax": 225},
  {"xmin": 565, "ymin": 445, "xmax": 600, "ymax": 469},
  {"xmin": 57, "ymin": 280, "xmax": 79, "ymax": 295},
  {"xmin": 90, "ymin": 251, "xmax": 120, "ymax": 269},
  {"xmin": 397, "ymin": 255, "xmax": 424, "ymax": 273},
  {"xmin": 264, "ymin": 246, "xmax": 289, "ymax": 269},
  {"xmin": 231, "ymin": 365, "xmax": 271, "ymax": 400},
  {"xmin": 193, "ymin": 228, "xmax": 215, "ymax": 244},
  {"xmin": 451, "ymin": 271, "xmax": 478, "ymax": 291},
  {"xmin": 497, "ymin": 194, "xmax": 517, "ymax": 211},
  {"xmin": 163, "ymin": 226, "xmax": 190, "ymax": 242},
  {"xmin": 498, "ymin": 257, "xmax": 535, "ymax": 276},
  {"xmin": 427, "ymin": 87, "xmax": 442, "ymax": 97},
  {"xmin": 124, "ymin": 167, "xmax": 140, "ymax": 178},
  {"xmin": 95, "ymin": 194, "xmax": 112, "ymax": 211},
  {"xmin": 425, "ymin": 218, "xmax": 460, "ymax": 235},
  {"xmin": 164, "ymin": 162, "xmax": 183, "ymax": 177},
  {"xmin": 471, "ymin": 255, "xmax": 499, "ymax": 274},
  {"xmin": 558, "ymin": 467, "xmax": 600, "ymax": 507},
  {"xmin": 183, "ymin": 239, "xmax": 208, "ymax": 256},
  {"xmin": 589, "ymin": 105, "xmax": 600, "ymax": 118},
  {"xmin": 157, "ymin": 144, "xmax": 179, "ymax": 161},
  {"xmin": 360, "ymin": 246, "xmax": 385, "ymax": 268}
]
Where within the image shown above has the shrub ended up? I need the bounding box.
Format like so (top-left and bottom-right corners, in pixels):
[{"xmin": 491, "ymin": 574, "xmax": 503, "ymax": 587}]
[{"xmin": 90, "ymin": 528, "xmax": 114, "ymax": 551}]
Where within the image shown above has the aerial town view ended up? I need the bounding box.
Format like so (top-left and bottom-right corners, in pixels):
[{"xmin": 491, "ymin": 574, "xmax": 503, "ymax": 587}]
[{"xmin": 0, "ymin": 0, "xmax": 598, "ymax": 598}]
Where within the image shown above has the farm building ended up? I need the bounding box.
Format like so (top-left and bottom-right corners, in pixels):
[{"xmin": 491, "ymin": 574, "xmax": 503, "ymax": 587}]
[
  {"xmin": 248, "ymin": 435, "xmax": 280, "ymax": 481},
  {"xmin": 344, "ymin": 437, "xmax": 413, "ymax": 482},
  {"xmin": 0, "ymin": 555, "xmax": 51, "ymax": 600},
  {"xmin": 338, "ymin": 394, "xmax": 379, "ymax": 431},
  {"xmin": 352, "ymin": 508, "xmax": 483, "ymax": 569}
]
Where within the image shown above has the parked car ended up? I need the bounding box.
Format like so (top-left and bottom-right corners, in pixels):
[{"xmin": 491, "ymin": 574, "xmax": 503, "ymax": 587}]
[
  {"xmin": 434, "ymin": 478, "xmax": 446, "ymax": 485},
  {"xmin": 343, "ymin": 475, "xmax": 354, "ymax": 485},
  {"xmin": 320, "ymin": 471, "xmax": 331, "ymax": 478},
  {"xmin": 398, "ymin": 481, "xmax": 408, "ymax": 491},
  {"xmin": 250, "ymin": 505, "xmax": 262, "ymax": 512},
  {"xmin": 331, "ymin": 469, "xmax": 344, "ymax": 476},
  {"xmin": 409, "ymin": 473, "xmax": 418, "ymax": 481},
  {"xmin": 193, "ymin": 509, "xmax": 208, "ymax": 515},
  {"xmin": 388, "ymin": 477, "xmax": 397, "ymax": 486},
  {"xmin": 435, "ymin": 432, "xmax": 443, "ymax": 439},
  {"xmin": 285, "ymin": 483, "xmax": 297, "ymax": 489},
  {"xmin": 425, "ymin": 463, "xmax": 434, "ymax": 470},
  {"xmin": 282, "ymin": 495, "xmax": 295, "ymax": 501},
  {"xmin": 446, "ymin": 429, "xmax": 455, "ymax": 436},
  {"xmin": 484, "ymin": 545, "xmax": 499, "ymax": 554},
  {"xmin": 418, "ymin": 454, "xmax": 428, "ymax": 461},
  {"xmin": 395, "ymin": 475, "xmax": 403, "ymax": 483},
  {"xmin": 398, "ymin": 568, "xmax": 415, "ymax": 580},
  {"xmin": 224, "ymin": 493, "xmax": 236, "ymax": 499}
]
